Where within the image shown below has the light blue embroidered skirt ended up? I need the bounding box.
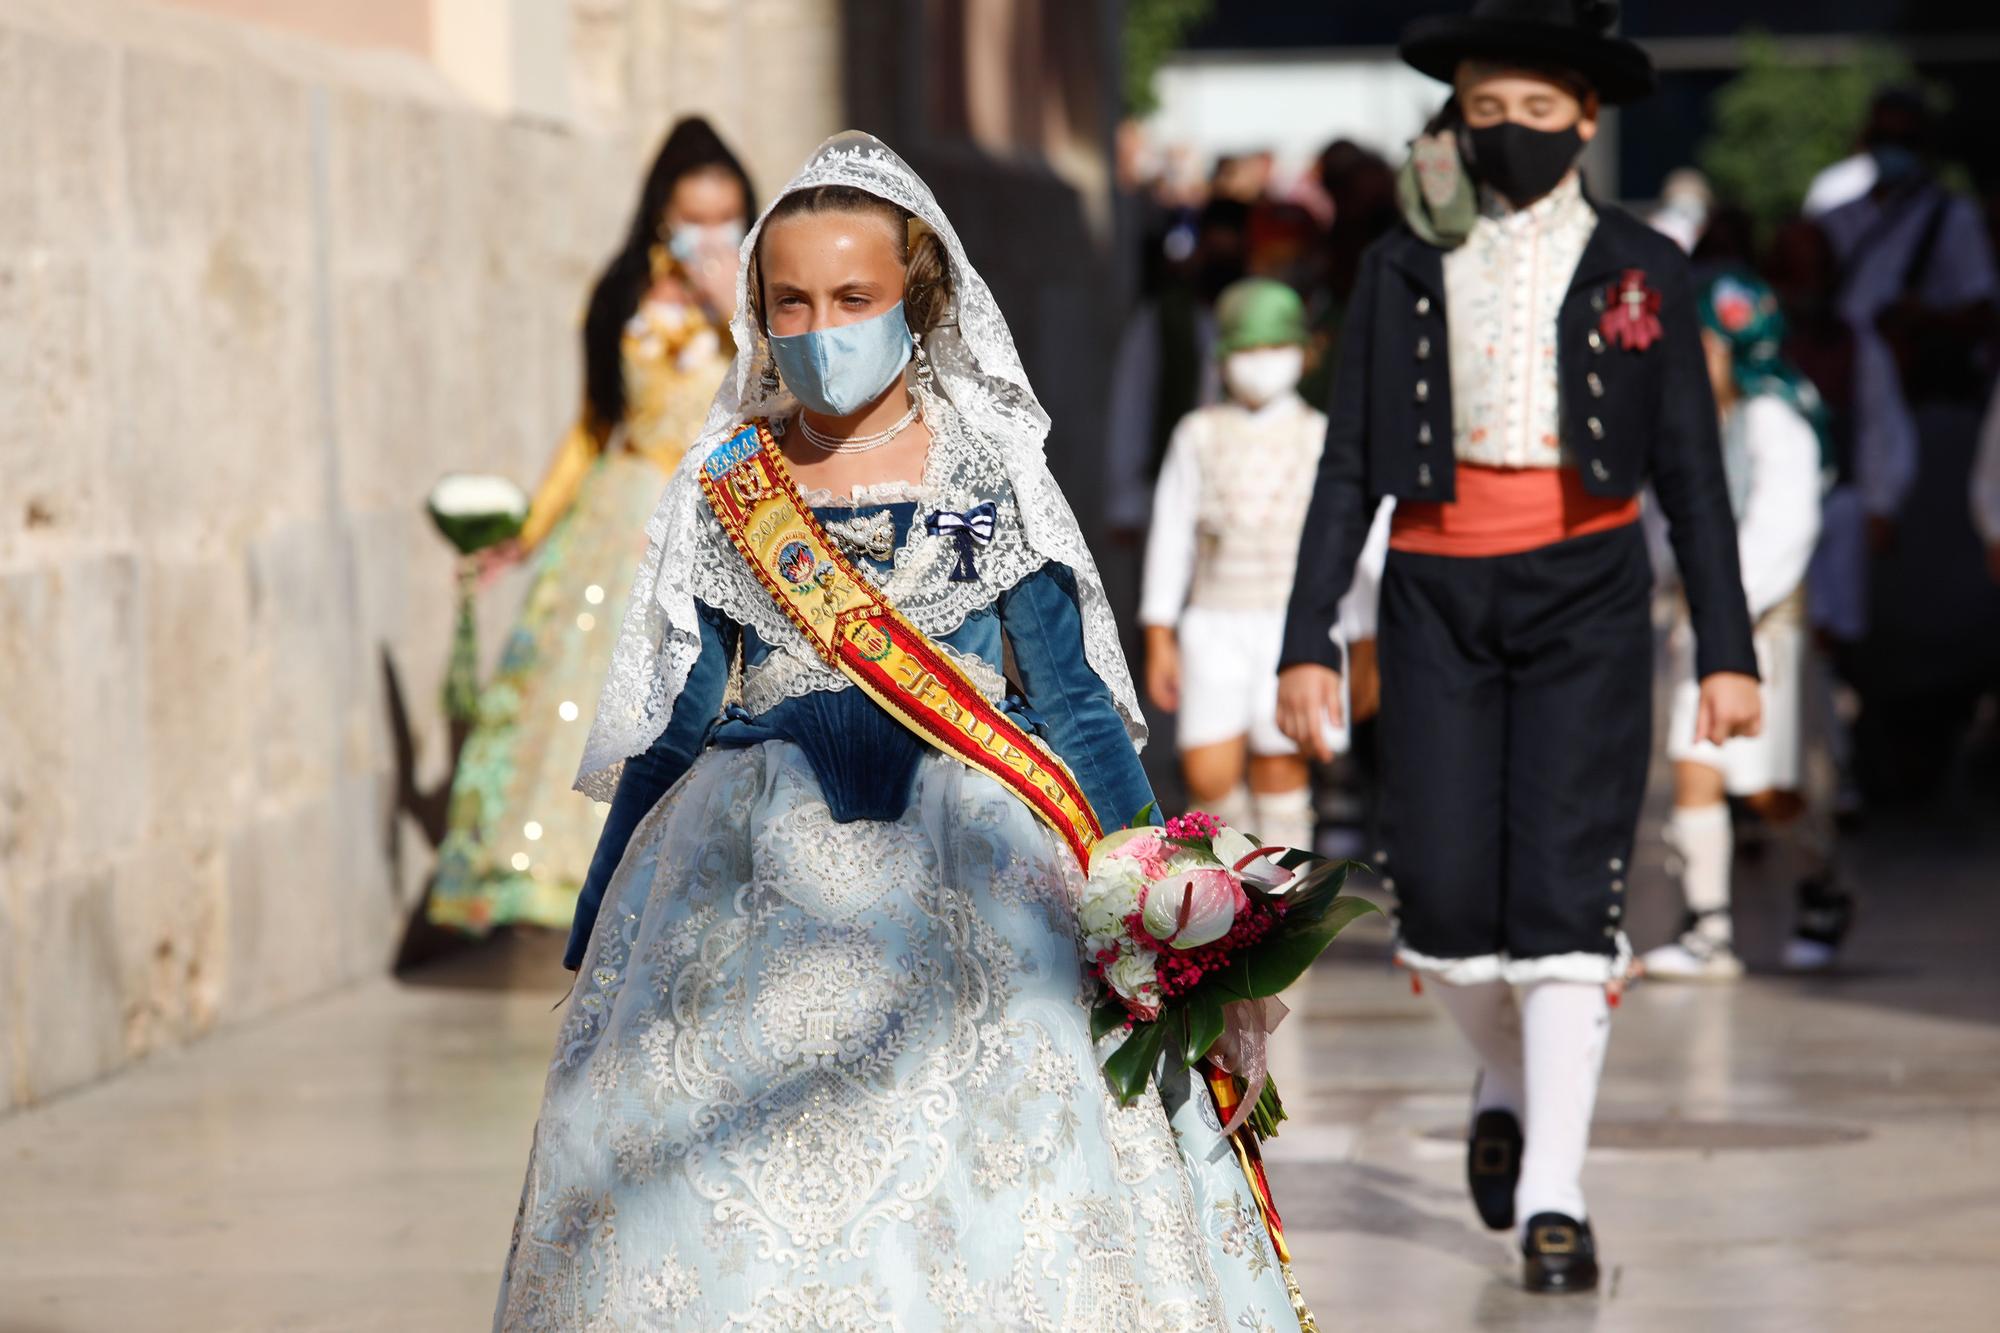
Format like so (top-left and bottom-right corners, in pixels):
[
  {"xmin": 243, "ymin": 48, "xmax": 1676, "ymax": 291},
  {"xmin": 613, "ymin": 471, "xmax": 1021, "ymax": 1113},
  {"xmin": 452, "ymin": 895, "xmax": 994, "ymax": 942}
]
[{"xmin": 494, "ymin": 742, "xmax": 1301, "ymax": 1331}]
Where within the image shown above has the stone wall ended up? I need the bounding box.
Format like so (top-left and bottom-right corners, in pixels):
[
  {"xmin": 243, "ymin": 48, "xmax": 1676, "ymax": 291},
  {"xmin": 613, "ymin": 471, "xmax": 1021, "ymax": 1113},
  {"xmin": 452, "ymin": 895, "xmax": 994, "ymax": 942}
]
[{"xmin": 0, "ymin": 0, "xmax": 839, "ymax": 1111}]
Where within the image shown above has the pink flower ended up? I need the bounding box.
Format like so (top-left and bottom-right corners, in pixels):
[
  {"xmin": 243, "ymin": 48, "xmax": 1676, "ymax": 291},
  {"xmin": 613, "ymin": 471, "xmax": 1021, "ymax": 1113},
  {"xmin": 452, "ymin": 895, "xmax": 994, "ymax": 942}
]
[
  {"xmin": 1140, "ymin": 867, "xmax": 1247, "ymax": 950},
  {"xmin": 1113, "ymin": 832, "xmax": 1174, "ymax": 880},
  {"xmin": 1164, "ymin": 810, "xmax": 1223, "ymax": 841}
]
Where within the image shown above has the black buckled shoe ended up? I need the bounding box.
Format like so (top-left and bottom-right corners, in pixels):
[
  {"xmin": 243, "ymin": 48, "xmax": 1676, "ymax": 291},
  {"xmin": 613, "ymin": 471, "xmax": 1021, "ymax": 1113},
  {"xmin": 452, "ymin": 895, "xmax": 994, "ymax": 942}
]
[
  {"xmin": 1467, "ymin": 1108, "xmax": 1522, "ymax": 1231},
  {"xmin": 1521, "ymin": 1212, "xmax": 1599, "ymax": 1294}
]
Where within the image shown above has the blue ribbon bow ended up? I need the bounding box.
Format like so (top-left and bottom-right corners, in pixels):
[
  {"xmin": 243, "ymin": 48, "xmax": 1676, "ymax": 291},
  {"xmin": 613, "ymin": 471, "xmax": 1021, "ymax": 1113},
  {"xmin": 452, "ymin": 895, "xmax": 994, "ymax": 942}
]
[{"xmin": 926, "ymin": 501, "xmax": 998, "ymax": 582}]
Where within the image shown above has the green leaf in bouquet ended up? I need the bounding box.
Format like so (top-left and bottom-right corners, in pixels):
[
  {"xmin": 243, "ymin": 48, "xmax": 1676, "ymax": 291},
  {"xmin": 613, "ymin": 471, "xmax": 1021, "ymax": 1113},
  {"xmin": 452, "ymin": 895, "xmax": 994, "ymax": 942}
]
[
  {"xmin": 1100, "ymin": 1016, "xmax": 1168, "ymax": 1105},
  {"xmin": 1127, "ymin": 800, "xmax": 1159, "ymax": 829},
  {"xmin": 1090, "ymin": 999, "xmax": 1129, "ymax": 1043},
  {"xmin": 1239, "ymin": 894, "xmax": 1380, "ymax": 996},
  {"xmin": 1181, "ymin": 988, "xmax": 1225, "ymax": 1069}
]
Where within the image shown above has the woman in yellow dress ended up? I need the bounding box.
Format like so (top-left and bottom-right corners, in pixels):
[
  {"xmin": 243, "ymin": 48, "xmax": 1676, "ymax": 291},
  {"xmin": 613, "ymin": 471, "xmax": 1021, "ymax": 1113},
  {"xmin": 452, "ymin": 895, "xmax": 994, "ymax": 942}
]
[{"xmin": 427, "ymin": 117, "xmax": 755, "ymax": 933}]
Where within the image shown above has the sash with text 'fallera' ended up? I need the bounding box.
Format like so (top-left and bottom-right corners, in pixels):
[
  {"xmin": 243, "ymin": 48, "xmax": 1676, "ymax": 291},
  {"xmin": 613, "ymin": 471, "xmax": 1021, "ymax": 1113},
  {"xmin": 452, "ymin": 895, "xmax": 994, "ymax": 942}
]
[{"xmin": 699, "ymin": 421, "xmax": 1103, "ymax": 868}]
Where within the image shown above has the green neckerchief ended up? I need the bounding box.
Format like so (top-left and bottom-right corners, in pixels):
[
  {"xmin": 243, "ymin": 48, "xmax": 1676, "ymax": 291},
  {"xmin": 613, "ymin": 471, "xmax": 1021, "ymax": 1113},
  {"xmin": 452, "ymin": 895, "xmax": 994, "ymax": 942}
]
[{"xmin": 1395, "ymin": 128, "xmax": 1477, "ymax": 249}]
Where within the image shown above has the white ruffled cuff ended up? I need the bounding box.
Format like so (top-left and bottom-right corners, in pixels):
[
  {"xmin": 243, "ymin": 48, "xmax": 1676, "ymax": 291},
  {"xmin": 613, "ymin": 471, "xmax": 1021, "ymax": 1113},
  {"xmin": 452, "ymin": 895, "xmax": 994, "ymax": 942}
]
[{"xmin": 1398, "ymin": 933, "xmax": 1633, "ymax": 987}]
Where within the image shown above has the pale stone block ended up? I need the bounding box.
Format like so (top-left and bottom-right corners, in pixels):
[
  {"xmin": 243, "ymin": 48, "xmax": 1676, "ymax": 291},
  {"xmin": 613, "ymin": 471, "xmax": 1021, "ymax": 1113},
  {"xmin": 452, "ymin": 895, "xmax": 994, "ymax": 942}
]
[
  {"xmin": 0, "ymin": 860, "xmax": 21, "ymax": 1108},
  {"xmin": 0, "ymin": 32, "xmax": 36, "ymax": 253},
  {"xmin": 104, "ymin": 259, "xmax": 214, "ymax": 550},
  {"xmin": 105, "ymin": 831, "xmax": 227, "ymax": 1058},
  {"xmin": 195, "ymin": 244, "xmax": 327, "ymax": 534},
  {"xmin": 121, "ymin": 47, "xmax": 237, "ymax": 254},
  {"xmin": 327, "ymin": 89, "xmax": 450, "ymax": 272},
  {"xmin": 15, "ymin": 861, "xmax": 127, "ymax": 1102},
  {"xmin": 142, "ymin": 556, "xmax": 253, "ymax": 840},
  {"xmin": 330, "ymin": 270, "xmax": 442, "ymax": 514},
  {"xmin": 330, "ymin": 770, "xmax": 401, "ymax": 979},
  {"xmin": 223, "ymin": 801, "xmax": 342, "ymax": 1016},
  {"xmin": 58, "ymin": 554, "xmax": 151, "ymax": 870},
  {"xmin": 347, "ymin": 506, "xmax": 457, "ymax": 790},
  {"xmin": 0, "ymin": 256, "xmax": 115, "ymax": 557},
  {"xmin": 213, "ymin": 60, "xmax": 315, "ymax": 270},
  {"xmin": 18, "ymin": 27, "xmax": 119, "ymax": 250},
  {"xmin": 243, "ymin": 524, "xmax": 350, "ymax": 807},
  {"xmin": 0, "ymin": 570, "xmax": 65, "ymax": 882}
]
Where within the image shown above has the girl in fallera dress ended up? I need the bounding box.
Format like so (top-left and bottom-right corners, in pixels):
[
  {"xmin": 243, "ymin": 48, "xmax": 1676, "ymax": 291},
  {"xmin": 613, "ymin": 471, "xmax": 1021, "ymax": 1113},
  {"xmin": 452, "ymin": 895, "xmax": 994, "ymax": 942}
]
[
  {"xmin": 428, "ymin": 118, "xmax": 753, "ymax": 935},
  {"xmin": 492, "ymin": 133, "xmax": 1303, "ymax": 1331}
]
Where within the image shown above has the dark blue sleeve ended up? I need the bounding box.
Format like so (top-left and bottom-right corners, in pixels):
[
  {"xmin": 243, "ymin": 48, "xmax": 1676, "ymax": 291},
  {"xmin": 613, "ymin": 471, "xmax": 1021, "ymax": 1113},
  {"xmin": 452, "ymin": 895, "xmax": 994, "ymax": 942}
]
[
  {"xmin": 563, "ymin": 599, "xmax": 737, "ymax": 969},
  {"xmin": 998, "ymin": 564, "xmax": 1159, "ymax": 831}
]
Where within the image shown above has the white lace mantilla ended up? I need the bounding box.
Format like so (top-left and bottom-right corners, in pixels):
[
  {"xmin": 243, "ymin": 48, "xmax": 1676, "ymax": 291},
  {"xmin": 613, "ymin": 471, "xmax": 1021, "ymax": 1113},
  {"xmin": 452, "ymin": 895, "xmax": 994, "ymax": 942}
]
[{"xmin": 575, "ymin": 131, "xmax": 1145, "ymax": 800}]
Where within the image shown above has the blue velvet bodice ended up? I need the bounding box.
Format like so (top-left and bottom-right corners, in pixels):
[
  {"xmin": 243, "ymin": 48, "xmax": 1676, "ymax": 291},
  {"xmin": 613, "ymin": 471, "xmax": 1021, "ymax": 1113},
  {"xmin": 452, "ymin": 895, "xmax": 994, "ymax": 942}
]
[{"xmin": 564, "ymin": 500, "xmax": 1153, "ymax": 968}]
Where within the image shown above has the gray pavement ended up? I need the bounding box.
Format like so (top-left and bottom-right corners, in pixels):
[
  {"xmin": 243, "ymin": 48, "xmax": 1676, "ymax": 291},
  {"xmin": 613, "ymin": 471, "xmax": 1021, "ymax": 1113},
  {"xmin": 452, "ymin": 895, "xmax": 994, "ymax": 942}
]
[{"xmin": 2, "ymin": 795, "xmax": 1998, "ymax": 1331}]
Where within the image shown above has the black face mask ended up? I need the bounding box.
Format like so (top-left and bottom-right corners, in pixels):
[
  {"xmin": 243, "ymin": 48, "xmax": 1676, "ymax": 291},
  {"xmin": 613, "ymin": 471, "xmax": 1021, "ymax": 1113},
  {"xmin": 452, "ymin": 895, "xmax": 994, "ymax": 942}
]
[{"xmin": 1465, "ymin": 122, "xmax": 1584, "ymax": 207}]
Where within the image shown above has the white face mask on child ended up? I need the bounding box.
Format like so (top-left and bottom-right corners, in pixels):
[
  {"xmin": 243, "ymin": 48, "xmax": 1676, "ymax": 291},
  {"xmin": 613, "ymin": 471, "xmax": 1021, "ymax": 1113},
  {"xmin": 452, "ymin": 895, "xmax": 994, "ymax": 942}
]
[{"xmin": 1222, "ymin": 346, "xmax": 1305, "ymax": 408}]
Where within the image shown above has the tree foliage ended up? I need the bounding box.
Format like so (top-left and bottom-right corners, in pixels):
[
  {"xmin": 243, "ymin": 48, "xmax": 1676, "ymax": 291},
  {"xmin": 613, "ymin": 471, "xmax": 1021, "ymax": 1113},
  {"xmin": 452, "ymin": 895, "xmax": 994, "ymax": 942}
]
[
  {"xmin": 1123, "ymin": 0, "xmax": 1214, "ymax": 118},
  {"xmin": 1697, "ymin": 33, "xmax": 1913, "ymax": 233}
]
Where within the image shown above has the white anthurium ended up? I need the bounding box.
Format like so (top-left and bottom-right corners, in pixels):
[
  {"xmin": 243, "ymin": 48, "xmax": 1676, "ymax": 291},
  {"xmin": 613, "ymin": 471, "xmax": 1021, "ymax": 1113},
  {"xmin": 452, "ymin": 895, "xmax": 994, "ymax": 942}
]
[
  {"xmin": 1140, "ymin": 868, "xmax": 1244, "ymax": 950},
  {"xmin": 1213, "ymin": 826, "xmax": 1297, "ymax": 892}
]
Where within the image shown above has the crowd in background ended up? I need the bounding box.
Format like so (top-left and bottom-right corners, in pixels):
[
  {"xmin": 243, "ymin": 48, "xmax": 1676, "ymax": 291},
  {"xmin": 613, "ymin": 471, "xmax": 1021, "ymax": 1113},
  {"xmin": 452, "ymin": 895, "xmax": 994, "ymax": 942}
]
[{"xmin": 1109, "ymin": 83, "xmax": 2000, "ymax": 834}]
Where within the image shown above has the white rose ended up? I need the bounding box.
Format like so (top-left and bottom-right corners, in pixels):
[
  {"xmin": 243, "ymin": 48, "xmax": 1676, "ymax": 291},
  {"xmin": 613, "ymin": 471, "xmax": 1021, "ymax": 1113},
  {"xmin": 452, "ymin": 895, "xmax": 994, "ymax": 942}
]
[{"xmin": 1105, "ymin": 951, "xmax": 1161, "ymax": 1009}]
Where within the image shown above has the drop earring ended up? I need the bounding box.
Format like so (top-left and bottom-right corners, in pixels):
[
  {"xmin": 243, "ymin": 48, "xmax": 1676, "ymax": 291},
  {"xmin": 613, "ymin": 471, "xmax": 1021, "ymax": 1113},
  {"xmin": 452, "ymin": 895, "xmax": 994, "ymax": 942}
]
[
  {"xmin": 912, "ymin": 330, "xmax": 936, "ymax": 392},
  {"xmin": 759, "ymin": 357, "xmax": 781, "ymax": 396}
]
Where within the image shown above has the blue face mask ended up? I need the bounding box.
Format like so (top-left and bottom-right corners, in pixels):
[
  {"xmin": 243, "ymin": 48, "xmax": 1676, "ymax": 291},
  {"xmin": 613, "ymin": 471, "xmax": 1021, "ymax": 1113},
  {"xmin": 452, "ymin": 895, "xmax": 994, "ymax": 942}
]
[{"xmin": 768, "ymin": 301, "xmax": 914, "ymax": 417}]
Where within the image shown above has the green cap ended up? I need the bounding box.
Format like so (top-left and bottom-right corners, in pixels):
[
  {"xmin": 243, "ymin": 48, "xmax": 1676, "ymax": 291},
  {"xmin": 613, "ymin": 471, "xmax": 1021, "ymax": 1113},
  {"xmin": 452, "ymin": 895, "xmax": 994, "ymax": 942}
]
[{"xmin": 1214, "ymin": 278, "xmax": 1308, "ymax": 355}]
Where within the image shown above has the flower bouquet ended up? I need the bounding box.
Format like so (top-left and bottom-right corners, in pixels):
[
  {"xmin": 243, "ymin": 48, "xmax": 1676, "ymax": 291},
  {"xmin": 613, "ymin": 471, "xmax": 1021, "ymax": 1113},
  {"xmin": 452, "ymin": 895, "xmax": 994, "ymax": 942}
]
[
  {"xmin": 426, "ymin": 473, "xmax": 529, "ymax": 723},
  {"xmin": 428, "ymin": 473, "xmax": 530, "ymax": 556},
  {"xmin": 1081, "ymin": 808, "xmax": 1377, "ymax": 1138}
]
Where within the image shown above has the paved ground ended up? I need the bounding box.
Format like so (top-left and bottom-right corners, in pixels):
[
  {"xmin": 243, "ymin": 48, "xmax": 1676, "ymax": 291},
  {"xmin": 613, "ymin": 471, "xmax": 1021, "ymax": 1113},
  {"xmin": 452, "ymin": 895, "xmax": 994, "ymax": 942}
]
[{"xmin": 3, "ymin": 787, "xmax": 1998, "ymax": 1330}]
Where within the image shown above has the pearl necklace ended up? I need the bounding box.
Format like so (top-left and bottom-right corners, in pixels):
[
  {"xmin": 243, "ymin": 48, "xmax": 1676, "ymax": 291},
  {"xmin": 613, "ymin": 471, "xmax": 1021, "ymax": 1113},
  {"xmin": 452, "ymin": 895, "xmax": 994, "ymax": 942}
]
[{"xmin": 797, "ymin": 400, "xmax": 921, "ymax": 454}]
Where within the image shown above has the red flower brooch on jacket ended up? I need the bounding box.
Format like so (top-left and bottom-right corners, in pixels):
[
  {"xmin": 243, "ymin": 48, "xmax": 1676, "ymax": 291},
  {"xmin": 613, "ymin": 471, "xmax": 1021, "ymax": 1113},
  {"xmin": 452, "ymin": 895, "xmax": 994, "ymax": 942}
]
[{"xmin": 1600, "ymin": 268, "xmax": 1663, "ymax": 352}]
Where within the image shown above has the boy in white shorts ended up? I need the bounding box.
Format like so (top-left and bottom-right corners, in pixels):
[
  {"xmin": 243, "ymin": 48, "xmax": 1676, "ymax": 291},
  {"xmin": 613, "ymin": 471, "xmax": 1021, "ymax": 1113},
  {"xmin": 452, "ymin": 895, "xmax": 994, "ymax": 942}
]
[
  {"xmin": 1140, "ymin": 277, "xmax": 1390, "ymax": 851},
  {"xmin": 1648, "ymin": 271, "xmax": 1833, "ymax": 980}
]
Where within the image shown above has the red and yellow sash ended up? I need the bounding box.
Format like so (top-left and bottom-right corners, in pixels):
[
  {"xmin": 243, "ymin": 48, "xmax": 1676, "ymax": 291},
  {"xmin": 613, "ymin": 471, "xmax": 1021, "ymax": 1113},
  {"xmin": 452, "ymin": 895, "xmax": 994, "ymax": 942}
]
[{"xmin": 699, "ymin": 421, "xmax": 1103, "ymax": 868}]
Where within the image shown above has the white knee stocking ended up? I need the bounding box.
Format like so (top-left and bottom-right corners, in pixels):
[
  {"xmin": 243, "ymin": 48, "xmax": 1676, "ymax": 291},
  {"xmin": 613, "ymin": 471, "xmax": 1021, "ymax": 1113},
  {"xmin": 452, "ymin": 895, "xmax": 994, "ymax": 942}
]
[
  {"xmin": 1428, "ymin": 979, "xmax": 1524, "ymax": 1119},
  {"xmin": 1250, "ymin": 786, "xmax": 1315, "ymax": 855},
  {"xmin": 1666, "ymin": 802, "xmax": 1733, "ymax": 936},
  {"xmin": 1207, "ymin": 782, "xmax": 1254, "ymax": 833},
  {"xmin": 1516, "ymin": 979, "xmax": 1610, "ymax": 1228}
]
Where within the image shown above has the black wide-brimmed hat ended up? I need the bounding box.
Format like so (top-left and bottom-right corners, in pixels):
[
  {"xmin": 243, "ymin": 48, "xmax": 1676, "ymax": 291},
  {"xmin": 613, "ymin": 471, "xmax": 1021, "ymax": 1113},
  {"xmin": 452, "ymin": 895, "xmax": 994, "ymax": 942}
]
[{"xmin": 1400, "ymin": 0, "xmax": 1656, "ymax": 105}]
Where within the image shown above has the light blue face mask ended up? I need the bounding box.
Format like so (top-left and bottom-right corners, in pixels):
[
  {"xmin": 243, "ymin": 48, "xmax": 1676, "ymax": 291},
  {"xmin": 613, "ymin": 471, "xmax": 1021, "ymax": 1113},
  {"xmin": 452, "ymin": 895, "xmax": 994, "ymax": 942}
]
[{"xmin": 768, "ymin": 301, "xmax": 914, "ymax": 417}]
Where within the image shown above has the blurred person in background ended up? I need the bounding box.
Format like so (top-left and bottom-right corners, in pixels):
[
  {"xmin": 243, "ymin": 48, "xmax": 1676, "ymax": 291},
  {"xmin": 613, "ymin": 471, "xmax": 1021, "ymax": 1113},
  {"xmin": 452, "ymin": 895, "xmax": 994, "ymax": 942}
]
[
  {"xmin": 1213, "ymin": 148, "xmax": 1277, "ymax": 205},
  {"xmin": 425, "ymin": 117, "xmax": 754, "ymax": 935},
  {"xmin": 1277, "ymin": 0, "xmax": 1761, "ymax": 1293},
  {"xmin": 1645, "ymin": 271, "xmax": 1850, "ymax": 980},
  {"xmin": 1103, "ymin": 194, "xmax": 1248, "ymax": 539},
  {"xmin": 1140, "ymin": 278, "xmax": 1390, "ymax": 855},
  {"xmin": 1647, "ymin": 167, "xmax": 1714, "ymax": 255},
  {"xmin": 1817, "ymin": 85, "xmax": 2000, "ymax": 800},
  {"xmin": 1302, "ymin": 140, "xmax": 1399, "ymax": 407},
  {"xmin": 1689, "ymin": 203, "xmax": 1758, "ymax": 279},
  {"xmin": 1975, "ymin": 386, "xmax": 2000, "ymax": 583},
  {"xmin": 1244, "ymin": 200, "xmax": 1323, "ymax": 294}
]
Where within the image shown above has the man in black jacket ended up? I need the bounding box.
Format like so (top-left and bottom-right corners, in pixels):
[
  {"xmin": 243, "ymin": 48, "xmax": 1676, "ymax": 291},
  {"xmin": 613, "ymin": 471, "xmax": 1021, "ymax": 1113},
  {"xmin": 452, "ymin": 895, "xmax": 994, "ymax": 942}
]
[{"xmin": 1273, "ymin": 0, "xmax": 1762, "ymax": 1295}]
